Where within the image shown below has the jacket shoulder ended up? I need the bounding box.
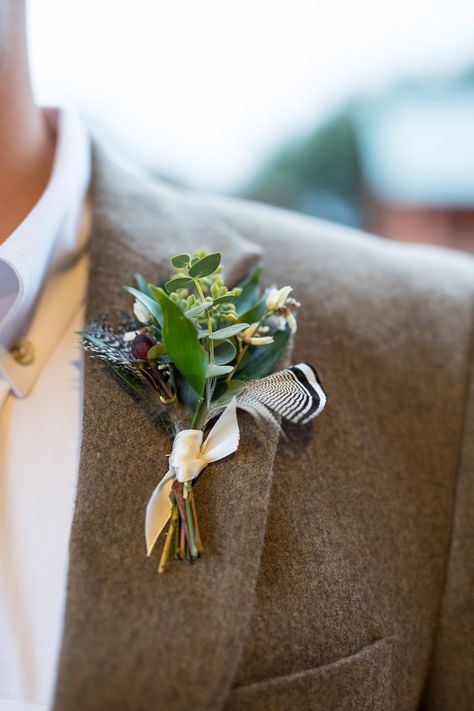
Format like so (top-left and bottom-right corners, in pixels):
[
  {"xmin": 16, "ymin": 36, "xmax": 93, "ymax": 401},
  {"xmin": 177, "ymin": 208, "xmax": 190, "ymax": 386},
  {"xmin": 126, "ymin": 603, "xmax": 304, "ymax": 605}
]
[
  {"xmin": 181, "ymin": 188, "xmax": 474, "ymax": 401},
  {"xmin": 184, "ymin": 188, "xmax": 474, "ymax": 302}
]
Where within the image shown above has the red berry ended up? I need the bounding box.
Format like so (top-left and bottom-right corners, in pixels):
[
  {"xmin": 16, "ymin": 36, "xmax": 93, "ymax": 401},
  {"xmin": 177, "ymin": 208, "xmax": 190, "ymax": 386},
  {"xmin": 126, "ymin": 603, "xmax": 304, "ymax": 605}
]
[{"xmin": 131, "ymin": 333, "xmax": 157, "ymax": 360}]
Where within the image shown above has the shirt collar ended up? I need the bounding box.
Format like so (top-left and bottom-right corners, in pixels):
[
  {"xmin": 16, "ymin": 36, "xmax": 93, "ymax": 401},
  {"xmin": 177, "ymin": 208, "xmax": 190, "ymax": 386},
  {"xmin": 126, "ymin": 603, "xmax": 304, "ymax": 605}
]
[{"xmin": 0, "ymin": 107, "xmax": 91, "ymax": 397}]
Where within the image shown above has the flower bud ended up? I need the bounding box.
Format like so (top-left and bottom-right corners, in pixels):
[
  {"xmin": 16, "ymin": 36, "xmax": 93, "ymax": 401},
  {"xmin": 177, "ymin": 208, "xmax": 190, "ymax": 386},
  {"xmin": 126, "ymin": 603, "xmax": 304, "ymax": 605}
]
[{"xmin": 131, "ymin": 333, "xmax": 157, "ymax": 360}]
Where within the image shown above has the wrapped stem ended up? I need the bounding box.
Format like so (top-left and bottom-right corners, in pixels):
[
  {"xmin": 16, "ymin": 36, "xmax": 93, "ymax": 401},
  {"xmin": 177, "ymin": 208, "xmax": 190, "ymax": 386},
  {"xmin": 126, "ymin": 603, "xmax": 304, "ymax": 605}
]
[{"xmin": 158, "ymin": 501, "xmax": 178, "ymax": 574}]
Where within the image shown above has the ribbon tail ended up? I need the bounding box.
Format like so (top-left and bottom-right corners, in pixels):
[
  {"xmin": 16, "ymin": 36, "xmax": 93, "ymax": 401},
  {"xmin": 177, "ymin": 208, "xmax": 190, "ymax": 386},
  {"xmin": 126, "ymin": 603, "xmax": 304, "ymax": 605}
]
[
  {"xmin": 145, "ymin": 469, "xmax": 175, "ymax": 556},
  {"xmin": 202, "ymin": 397, "xmax": 240, "ymax": 463}
]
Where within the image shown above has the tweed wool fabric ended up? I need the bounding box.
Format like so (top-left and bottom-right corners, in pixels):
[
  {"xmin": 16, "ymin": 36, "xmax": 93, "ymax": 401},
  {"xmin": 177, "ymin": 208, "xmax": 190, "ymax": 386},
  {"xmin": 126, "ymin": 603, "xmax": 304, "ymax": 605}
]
[
  {"xmin": 224, "ymin": 639, "xmax": 392, "ymax": 711},
  {"xmin": 53, "ymin": 145, "xmax": 474, "ymax": 711},
  {"xmin": 419, "ymin": 305, "xmax": 474, "ymax": 710}
]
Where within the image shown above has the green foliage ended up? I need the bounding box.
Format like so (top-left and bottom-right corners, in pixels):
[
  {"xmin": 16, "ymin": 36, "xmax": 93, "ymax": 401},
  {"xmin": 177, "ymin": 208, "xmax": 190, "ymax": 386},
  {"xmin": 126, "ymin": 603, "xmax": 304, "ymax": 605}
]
[
  {"xmin": 151, "ymin": 287, "xmax": 207, "ymax": 397},
  {"xmin": 85, "ymin": 249, "xmax": 298, "ymax": 427},
  {"xmin": 213, "ymin": 339, "xmax": 237, "ymax": 364},
  {"xmin": 130, "ymin": 250, "xmax": 296, "ymax": 401},
  {"xmin": 210, "ymin": 323, "xmax": 249, "ymax": 340},
  {"xmin": 147, "ymin": 343, "xmax": 164, "ymax": 360},
  {"xmin": 171, "ymin": 253, "xmax": 191, "ymax": 269},
  {"xmin": 185, "ymin": 302, "xmax": 212, "ymax": 318},
  {"xmin": 165, "ymin": 276, "xmax": 194, "ymax": 293},
  {"xmin": 124, "ymin": 286, "xmax": 163, "ymax": 327},
  {"xmin": 189, "ymin": 253, "xmax": 221, "ymax": 278},
  {"xmin": 238, "ymin": 297, "xmax": 267, "ymax": 325},
  {"xmin": 236, "ymin": 327, "xmax": 292, "ymax": 381},
  {"xmin": 212, "ymin": 293, "xmax": 237, "ymax": 305},
  {"xmin": 212, "ymin": 379, "xmax": 247, "ymax": 408},
  {"xmin": 233, "ymin": 266, "xmax": 262, "ymax": 316},
  {"xmin": 207, "ymin": 364, "xmax": 234, "ymax": 377},
  {"xmin": 134, "ymin": 273, "xmax": 153, "ymax": 296},
  {"xmin": 174, "ymin": 371, "xmax": 199, "ymax": 408}
]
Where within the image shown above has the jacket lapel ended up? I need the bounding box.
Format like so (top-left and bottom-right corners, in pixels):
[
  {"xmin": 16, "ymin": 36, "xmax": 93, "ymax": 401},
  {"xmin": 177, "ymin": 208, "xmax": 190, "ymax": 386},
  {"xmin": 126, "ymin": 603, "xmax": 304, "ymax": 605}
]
[{"xmin": 53, "ymin": 146, "xmax": 291, "ymax": 710}]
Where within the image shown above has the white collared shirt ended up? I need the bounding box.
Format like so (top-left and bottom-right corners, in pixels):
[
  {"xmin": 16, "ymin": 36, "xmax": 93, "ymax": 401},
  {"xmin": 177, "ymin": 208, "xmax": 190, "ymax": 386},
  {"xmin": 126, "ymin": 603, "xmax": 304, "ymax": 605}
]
[{"xmin": 0, "ymin": 108, "xmax": 91, "ymax": 711}]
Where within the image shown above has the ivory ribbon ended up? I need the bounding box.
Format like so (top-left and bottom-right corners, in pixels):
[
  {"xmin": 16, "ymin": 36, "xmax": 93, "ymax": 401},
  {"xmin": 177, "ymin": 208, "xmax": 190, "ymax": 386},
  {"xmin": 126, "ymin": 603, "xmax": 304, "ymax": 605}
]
[{"xmin": 145, "ymin": 397, "xmax": 240, "ymax": 555}]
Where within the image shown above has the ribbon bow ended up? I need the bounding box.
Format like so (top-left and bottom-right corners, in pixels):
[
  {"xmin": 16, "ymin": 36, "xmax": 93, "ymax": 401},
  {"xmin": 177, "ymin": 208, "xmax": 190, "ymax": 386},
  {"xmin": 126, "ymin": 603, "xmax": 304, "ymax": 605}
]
[{"xmin": 145, "ymin": 397, "xmax": 240, "ymax": 555}]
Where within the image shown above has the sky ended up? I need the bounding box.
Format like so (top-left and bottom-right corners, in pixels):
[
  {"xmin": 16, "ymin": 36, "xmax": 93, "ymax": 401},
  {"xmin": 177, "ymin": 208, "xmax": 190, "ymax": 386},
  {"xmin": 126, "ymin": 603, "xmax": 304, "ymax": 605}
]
[{"xmin": 28, "ymin": 0, "xmax": 474, "ymax": 193}]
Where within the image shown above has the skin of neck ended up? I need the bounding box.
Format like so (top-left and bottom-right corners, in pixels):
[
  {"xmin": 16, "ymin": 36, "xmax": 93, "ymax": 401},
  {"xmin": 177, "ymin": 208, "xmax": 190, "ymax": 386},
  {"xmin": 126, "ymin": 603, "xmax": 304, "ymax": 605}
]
[{"xmin": 0, "ymin": 0, "xmax": 56, "ymax": 245}]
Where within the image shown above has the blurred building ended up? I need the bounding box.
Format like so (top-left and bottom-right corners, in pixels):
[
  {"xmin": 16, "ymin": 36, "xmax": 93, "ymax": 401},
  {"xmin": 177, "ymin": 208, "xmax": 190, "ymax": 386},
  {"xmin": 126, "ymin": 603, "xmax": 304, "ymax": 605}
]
[{"xmin": 243, "ymin": 74, "xmax": 474, "ymax": 253}]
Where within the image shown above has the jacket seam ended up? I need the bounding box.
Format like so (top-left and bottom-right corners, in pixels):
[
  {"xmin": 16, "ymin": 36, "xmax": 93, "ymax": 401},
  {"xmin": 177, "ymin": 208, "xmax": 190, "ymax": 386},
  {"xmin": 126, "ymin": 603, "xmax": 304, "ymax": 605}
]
[{"xmin": 420, "ymin": 289, "xmax": 474, "ymax": 690}]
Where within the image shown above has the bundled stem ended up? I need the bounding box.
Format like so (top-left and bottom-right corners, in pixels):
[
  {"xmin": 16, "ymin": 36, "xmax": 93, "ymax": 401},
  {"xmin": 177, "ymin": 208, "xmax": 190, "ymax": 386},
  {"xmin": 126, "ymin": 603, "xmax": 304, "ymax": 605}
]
[
  {"xmin": 158, "ymin": 480, "xmax": 203, "ymax": 573},
  {"xmin": 158, "ymin": 501, "xmax": 178, "ymax": 574}
]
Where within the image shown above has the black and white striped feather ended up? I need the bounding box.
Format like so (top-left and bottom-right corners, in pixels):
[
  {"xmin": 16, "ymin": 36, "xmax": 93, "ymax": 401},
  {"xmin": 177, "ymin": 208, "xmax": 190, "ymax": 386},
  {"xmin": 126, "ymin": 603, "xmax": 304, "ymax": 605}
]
[
  {"xmin": 81, "ymin": 318, "xmax": 135, "ymax": 365},
  {"xmin": 81, "ymin": 319, "xmax": 182, "ymax": 434},
  {"xmin": 236, "ymin": 362, "xmax": 327, "ymax": 428}
]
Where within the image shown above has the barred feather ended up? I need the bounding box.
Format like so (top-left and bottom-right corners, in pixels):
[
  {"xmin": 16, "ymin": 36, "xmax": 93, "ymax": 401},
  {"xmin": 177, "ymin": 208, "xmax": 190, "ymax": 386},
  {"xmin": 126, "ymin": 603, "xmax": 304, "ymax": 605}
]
[
  {"xmin": 81, "ymin": 318, "xmax": 181, "ymax": 433},
  {"xmin": 81, "ymin": 318, "xmax": 159, "ymax": 397},
  {"xmin": 82, "ymin": 318, "xmax": 139, "ymax": 369},
  {"xmin": 236, "ymin": 362, "xmax": 327, "ymax": 426}
]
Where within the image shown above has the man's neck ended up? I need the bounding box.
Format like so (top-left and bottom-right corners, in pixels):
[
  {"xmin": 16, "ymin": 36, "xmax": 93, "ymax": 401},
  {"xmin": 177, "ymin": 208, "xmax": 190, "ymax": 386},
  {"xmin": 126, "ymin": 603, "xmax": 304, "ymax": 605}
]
[{"xmin": 0, "ymin": 0, "xmax": 56, "ymax": 245}]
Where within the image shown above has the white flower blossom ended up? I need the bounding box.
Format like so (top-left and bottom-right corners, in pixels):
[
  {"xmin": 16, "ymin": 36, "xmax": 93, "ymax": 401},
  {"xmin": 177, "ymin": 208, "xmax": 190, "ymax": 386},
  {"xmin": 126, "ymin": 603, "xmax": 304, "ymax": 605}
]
[{"xmin": 266, "ymin": 286, "xmax": 293, "ymax": 311}]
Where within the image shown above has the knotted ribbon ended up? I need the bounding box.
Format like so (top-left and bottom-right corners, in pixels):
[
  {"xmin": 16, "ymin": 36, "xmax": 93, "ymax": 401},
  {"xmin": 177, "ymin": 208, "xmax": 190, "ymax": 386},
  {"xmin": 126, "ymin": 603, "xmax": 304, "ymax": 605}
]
[{"xmin": 145, "ymin": 397, "xmax": 240, "ymax": 555}]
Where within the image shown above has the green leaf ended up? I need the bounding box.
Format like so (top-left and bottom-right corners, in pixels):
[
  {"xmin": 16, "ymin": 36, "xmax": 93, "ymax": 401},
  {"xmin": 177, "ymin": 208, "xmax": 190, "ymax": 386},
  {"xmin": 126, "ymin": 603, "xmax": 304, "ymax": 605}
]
[
  {"xmin": 185, "ymin": 301, "xmax": 212, "ymax": 319},
  {"xmin": 171, "ymin": 253, "xmax": 191, "ymax": 268},
  {"xmin": 124, "ymin": 286, "xmax": 163, "ymax": 327},
  {"xmin": 209, "ymin": 323, "xmax": 249, "ymax": 340},
  {"xmin": 236, "ymin": 326, "xmax": 291, "ymax": 381},
  {"xmin": 207, "ymin": 364, "xmax": 234, "ymax": 377},
  {"xmin": 211, "ymin": 293, "xmax": 237, "ymax": 305},
  {"xmin": 165, "ymin": 276, "xmax": 194, "ymax": 293},
  {"xmin": 238, "ymin": 297, "xmax": 267, "ymax": 324},
  {"xmin": 189, "ymin": 253, "xmax": 221, "ymax": 278},
  {"xmin": 151, "ymin": 288, "xmax": 207, "ymax": 396},
  {"xmin": 213, "ymin": 339, "xmax": 236, "ymax": 365},
  {"xmin": 147, "ymin": 343, "xmax": 164, "ymax": 360},
  {"xmin": 175, "ymin": 370, "xmax": 199, "ymax": 408},
  {"xmin": 233, "ymin": 266, "xmax": 262, "ymax": 316},
  {"xmin": 134, "ymin": 273, "xmax": 152, "ymax": 296},
  {"xmin": 212, "ymin": 379, "xmax": 247, "ymax": 408}
]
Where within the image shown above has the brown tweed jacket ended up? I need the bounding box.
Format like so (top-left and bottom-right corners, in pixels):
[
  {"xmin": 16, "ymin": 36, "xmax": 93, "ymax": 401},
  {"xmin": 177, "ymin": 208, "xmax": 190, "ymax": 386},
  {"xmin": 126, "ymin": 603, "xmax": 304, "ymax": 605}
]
[{"xmin": 52, "ymin": 145, "xmax": 474, "ymax": 711}]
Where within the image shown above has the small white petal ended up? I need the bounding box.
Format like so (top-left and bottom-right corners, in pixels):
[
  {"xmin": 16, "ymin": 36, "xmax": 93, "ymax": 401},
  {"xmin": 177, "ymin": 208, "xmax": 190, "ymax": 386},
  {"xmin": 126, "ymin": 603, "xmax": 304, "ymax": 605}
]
[
  {"xmin": 248, "ymin": 336, "xmax": 274, "ymax": 346},
  {"xmin": 133, "ymin": 300, "xmax": 151, "ymax": 324},
  {"xmin": 241, "ymin": 322, "xmax": 260, "ymax": 339},
  {"xmin": 287, "ymin": 311, "xmax": 297, "ymax": 333},
  {"xmin": 266, "ymin": 288, "xmax": 280, "ymax": 310},
  {"xmin": 266, "ymin": 286, "xmax": 293, "ymax": 311},
  {"xmin": 276, "ymin": 286, "xmax": 293, "ymax": 308}
]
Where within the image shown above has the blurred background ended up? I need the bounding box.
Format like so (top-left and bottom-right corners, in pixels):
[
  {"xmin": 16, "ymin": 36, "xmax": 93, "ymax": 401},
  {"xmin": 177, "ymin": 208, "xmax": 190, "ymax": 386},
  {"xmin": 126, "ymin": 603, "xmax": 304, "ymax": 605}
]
[{"xmin": 28, "ymin": 0, "xmax": 474, "ymax": 253}]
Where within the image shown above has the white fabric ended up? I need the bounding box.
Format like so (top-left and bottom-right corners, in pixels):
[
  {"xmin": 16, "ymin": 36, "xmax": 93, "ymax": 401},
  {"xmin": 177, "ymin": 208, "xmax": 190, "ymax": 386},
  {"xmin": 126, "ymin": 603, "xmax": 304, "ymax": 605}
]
[
  {"xmin": 0, "ymin": 108, "xmax": 91, "ymax": 711},
  {"xmin": 145, "ymin": 398, "xmax": 240, "ymax": 556}
]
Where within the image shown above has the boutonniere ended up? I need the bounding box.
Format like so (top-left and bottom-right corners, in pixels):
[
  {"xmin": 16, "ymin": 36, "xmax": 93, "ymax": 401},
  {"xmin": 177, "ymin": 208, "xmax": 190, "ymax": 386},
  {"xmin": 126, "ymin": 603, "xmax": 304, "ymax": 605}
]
[{"xmin": 81, "ymin": 250, "xmax": 326, "ymax": 573}]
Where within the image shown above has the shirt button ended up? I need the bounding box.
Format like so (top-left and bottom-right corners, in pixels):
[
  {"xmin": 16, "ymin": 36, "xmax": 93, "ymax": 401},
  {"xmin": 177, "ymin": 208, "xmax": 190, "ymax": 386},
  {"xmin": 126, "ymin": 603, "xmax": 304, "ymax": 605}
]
[{"xmin": 11, "ymin": 340, "xmax": 36, "ymax": 365}]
